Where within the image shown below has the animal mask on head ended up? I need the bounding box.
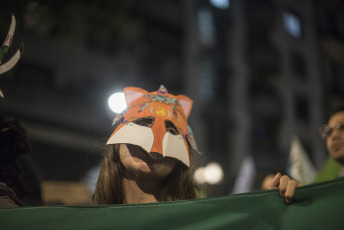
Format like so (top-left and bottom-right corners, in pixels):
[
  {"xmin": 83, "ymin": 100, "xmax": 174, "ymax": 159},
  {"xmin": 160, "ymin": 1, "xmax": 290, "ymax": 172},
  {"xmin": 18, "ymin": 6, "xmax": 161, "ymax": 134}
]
[
  {"xmin": 0, "ymin": 14, "xmax": 24, "ymax": 98},
  {"xmin": 107, "ymin": 85, "xmax": 198, "ymax": 167}
]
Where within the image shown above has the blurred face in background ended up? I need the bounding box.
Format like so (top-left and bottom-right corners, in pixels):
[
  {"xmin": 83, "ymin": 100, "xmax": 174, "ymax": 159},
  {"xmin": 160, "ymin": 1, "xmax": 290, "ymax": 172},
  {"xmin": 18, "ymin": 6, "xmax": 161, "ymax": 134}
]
[{"xmin": 326, "ymin": 111, "xmax": 344, "ymax": 164}]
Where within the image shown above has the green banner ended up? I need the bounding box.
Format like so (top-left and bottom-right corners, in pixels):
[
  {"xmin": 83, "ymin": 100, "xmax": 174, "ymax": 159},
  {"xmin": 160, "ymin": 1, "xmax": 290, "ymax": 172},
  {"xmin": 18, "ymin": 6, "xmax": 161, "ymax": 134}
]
[{"xmin": 1, "ymin": 178, "xmax": 343, "ymax": 230}]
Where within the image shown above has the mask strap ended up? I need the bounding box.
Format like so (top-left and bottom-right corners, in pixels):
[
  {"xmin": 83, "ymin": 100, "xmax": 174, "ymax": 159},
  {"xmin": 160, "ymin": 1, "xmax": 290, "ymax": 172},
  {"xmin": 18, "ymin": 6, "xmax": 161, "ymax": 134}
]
[{"xmin": 186, "ymin": 125, "xmax": 201, "ymax": 155}]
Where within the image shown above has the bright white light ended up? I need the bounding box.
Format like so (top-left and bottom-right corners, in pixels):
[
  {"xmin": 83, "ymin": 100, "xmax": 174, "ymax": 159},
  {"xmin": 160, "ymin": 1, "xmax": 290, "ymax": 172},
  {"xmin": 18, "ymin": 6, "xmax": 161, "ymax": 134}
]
[
  {"xmin": 204, "ymin": 162, "xmax": 224, "ymax": 184},
  {"xmin": 194, "ymin": 162, "xmax": 224, "ymax": 185},
  {"xmin": 194, "ymin": 167, "xmax": 206, "ymax": 184},
  {"xmin": 108, "ymin": 92, "xmax": 127, "ymax": 113},
  {"xmin": 210, "ymin": 0, "xmax": 230, "ymax": 9}
]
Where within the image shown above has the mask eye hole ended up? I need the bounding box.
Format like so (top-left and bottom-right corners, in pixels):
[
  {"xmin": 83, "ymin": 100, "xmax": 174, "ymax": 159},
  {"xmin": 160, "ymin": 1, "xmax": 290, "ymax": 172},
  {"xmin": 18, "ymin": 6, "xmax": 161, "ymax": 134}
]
[
  {"xmin": 165, "ymin": 120, "xmax": 179, "ymax": 135},
  {"xmin": 133, "ymin": 117, "xmax": 155, "ymax": 127}
]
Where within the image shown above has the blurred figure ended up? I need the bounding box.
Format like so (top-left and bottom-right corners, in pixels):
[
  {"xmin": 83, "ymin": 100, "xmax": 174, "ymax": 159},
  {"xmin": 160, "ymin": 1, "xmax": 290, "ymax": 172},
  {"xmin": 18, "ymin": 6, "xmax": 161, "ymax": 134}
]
[
  {"xmin": 0, "ymin": 13, "xmax": 24, "ymax": 98},
  {"xmin": 0, "ymin": 115, "xmax": 31, "ymax": 208},
  {"xmin": 318, "ymin": 104, "xmax": 344, "ymax": 179},
  {"xmin": 262, "ymin": 104, "xmax": 344, "ymax": 202}
]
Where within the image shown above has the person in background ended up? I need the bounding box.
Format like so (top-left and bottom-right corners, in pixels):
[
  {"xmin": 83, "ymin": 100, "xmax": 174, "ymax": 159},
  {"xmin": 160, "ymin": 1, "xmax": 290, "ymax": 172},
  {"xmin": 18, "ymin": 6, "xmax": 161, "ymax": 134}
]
[
  {"xmin": 262, "ymin": 103, "xmax": 344, "ymax": 202},
  {"xmin": 317, "ymin": 103, "xmax": 344, "ymax": 180},
  {"xmin": 0, "ymin": 115, "xmax": 31, "ymax": 208},
  {"xmin": 93, "ymin": 85, "xmax": 299, "ymax": 205}
]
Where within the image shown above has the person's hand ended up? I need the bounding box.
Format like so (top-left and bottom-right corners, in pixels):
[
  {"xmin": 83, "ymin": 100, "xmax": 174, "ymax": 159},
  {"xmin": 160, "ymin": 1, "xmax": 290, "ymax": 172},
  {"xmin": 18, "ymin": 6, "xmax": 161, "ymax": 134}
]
[{"xmin": 267, "ymin": 172, "xmax": 302, "ymax": 204}]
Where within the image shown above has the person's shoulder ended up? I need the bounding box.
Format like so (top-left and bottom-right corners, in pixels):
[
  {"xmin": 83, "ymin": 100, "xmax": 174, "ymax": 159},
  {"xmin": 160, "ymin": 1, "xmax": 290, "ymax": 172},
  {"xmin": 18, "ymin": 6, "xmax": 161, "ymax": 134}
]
[
  {"xmin": 0, "ymin": 195, "xmax": 18, "ymax": 208},
  {"xmin": 0, "ymin": 182, "xmax": 20, "ymax": 208},
  {"xmin": 0, "ymin": 182, "xmax": 14, "ymax": 192}
]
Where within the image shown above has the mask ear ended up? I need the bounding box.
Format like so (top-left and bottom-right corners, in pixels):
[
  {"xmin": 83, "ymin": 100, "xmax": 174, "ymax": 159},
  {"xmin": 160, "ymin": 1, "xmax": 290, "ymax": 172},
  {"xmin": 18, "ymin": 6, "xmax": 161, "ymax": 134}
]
[
  {"xmin": 123, "ymin": 87, "xmax": 149, "ymax": 105},
  {"xmin": 176, "ymin": 95, "xmax": 193, "ymax": 118}
]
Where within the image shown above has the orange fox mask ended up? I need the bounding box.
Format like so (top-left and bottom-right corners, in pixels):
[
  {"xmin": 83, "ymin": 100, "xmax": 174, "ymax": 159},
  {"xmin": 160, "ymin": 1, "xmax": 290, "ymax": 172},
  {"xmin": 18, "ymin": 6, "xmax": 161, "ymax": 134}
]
[{"xmin": 107, "ymin": 85, "xmax": 198, "ymax": 167}]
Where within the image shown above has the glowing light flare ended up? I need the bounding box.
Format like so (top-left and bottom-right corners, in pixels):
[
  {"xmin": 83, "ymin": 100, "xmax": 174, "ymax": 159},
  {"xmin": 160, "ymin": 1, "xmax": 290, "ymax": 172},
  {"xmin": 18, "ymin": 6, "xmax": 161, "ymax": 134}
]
[
  {"xmin": 194, "ymin": 167, "xmax": 207, "ymax": 184},
  {"xmin": 210, "ymin": 0, "xmax": 230, "ymax": 9},
  {"xmin": 283, "ymin": 12, "xmax": 302, "ymax": 38},
  {"xmin": 194, "ymin": 162, "xmax": 224, "ymax": 185},
  {"xmin": 108, "ymin": 92, "xmax": 127, "ymax": 113}
]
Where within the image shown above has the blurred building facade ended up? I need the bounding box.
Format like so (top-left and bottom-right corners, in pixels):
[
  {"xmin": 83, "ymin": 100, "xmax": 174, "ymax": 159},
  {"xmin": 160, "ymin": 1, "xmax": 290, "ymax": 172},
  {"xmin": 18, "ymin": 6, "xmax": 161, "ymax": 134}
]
[{"xmin": 191, "ymin": 0, "xmax": 344, "ymax": 193}]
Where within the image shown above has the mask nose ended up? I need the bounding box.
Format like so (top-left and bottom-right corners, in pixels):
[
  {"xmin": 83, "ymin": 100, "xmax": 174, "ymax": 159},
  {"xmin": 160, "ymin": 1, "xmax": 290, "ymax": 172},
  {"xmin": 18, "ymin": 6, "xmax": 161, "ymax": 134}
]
[{"xmin": 150, "ymin": 118, "xmax": 165, "ymax": 155}]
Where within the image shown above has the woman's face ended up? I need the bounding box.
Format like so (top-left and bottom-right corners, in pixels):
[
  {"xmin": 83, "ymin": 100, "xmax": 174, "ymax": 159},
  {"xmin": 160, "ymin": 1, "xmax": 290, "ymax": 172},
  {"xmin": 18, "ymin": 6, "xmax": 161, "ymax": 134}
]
[
  {"xmin": 119, "ymin": 144, "xmax": 178, "ymax": 180},
  {"xmin": 326, "ymin": 111, "xmax": 344, "ymax": 164}
]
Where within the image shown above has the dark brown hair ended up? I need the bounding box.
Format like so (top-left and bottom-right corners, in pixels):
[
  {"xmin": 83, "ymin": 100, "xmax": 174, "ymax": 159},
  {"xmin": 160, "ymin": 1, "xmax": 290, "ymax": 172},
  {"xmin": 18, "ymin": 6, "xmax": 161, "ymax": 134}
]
[
  {"xmin": 329, "ymin": 103, "xmax": 344, "ymax": 118},
  {"xmin": 93, "ymin": 144, "xmax": 198, "ymax": 204},
  {"xmin": 0, "ymin": 115, "xmax": 31, "ymax": 198}
]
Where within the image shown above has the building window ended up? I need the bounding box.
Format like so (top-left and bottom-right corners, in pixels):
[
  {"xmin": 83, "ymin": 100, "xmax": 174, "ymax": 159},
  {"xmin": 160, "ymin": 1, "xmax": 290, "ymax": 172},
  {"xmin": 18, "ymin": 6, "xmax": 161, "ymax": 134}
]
[
  {"xmin": 209, "ymin": 0, "xmax": 230, "ymax": 9},
  {"xmin": 283, "ymin": 11, "xmax": 302, "ymax": 38},
  {"xmin": 290, "ymin": 51, "xmax": 307, "ymax": 78},
  {"xmin": 295, "ymin": 96, "xmax": 309, "ymax": 122},
  {"xmin": 197, "ymin": 8, "xmax": 216, "ymax": 46}
]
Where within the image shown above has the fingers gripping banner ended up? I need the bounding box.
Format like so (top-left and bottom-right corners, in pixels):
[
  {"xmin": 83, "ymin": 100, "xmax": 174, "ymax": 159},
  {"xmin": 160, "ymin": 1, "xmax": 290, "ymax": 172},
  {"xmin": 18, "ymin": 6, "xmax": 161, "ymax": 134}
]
[{"xmin": 1, "ymin": 179, "xmax": 344, "ymax": 230}]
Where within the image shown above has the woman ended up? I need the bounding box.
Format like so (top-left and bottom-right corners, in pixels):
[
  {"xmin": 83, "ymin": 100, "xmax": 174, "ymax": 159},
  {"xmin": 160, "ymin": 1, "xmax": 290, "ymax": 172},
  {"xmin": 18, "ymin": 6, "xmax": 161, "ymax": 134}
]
[
  {"xmin": 93, "ymin": 85, "xmax": 298, "ymax": 205},
  {"xmin": 94, "ymin": 85, "xmax": 199, "ymax": 204}
]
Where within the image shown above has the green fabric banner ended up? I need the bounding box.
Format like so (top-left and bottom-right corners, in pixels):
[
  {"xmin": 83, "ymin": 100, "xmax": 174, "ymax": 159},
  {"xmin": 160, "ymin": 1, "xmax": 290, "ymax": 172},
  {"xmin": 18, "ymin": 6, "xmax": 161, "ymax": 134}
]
[{"xmin": 1, "ymin": 178, "xmax": 343, "ymax": 230}]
